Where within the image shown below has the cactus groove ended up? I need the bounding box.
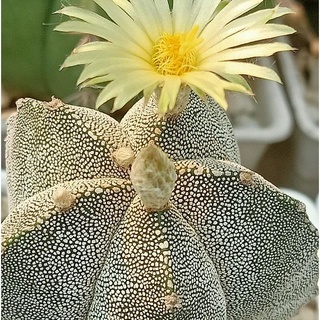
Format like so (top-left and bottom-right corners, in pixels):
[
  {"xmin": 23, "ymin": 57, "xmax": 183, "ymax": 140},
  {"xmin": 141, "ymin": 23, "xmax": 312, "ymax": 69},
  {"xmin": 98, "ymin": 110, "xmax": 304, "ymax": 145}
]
[{"xmin": 2, "ymin": 95, "xmax": 318, "ymax": 320}]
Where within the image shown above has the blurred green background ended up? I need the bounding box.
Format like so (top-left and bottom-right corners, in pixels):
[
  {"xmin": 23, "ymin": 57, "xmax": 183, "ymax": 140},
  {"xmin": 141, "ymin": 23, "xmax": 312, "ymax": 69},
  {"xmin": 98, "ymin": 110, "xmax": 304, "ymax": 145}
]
[{"xmin": 2, "ymin": 0, "xmax": 95, "ymax": 101}]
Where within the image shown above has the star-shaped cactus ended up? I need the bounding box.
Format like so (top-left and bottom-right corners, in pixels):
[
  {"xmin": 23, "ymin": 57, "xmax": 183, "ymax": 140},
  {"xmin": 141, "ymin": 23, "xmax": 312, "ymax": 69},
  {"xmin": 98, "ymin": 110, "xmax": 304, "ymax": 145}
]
[{"xmin": 2, "ymin": 95, "xmax": 318, "ymax": 320}]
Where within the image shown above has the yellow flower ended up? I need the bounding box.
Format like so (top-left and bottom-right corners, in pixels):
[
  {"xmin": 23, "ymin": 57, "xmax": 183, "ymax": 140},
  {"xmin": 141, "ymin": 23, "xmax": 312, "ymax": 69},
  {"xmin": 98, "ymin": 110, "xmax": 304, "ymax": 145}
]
[{"xmin": 55, "ymin": 0, "xmax": 294, "ymax": 114}]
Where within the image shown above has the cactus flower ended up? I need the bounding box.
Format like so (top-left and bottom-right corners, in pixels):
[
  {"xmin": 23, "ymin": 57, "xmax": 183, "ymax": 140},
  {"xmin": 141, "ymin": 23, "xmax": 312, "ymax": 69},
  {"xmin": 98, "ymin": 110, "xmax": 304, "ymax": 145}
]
[{"xmin": 55, "ymin": 0, "xmax": 295, "ymax": 114}]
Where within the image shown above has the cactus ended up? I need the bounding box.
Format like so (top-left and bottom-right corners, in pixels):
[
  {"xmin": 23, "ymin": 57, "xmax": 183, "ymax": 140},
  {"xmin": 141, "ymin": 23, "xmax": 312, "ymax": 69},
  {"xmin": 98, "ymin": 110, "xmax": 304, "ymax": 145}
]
[
  {"xmin": 2, "ymin": 0, "xmax": 318, "ymax": 319},
  {"xmin": 2, "ymin": 95, "xmax": 318, "ymax": 320}
]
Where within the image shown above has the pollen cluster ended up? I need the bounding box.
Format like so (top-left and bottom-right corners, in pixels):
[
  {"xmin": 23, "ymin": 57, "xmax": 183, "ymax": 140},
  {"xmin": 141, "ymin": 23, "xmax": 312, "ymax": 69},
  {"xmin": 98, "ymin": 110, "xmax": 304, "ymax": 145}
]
[{"xmin": 152, "ymin": 26, "xmax": 202, "ymax": 76}]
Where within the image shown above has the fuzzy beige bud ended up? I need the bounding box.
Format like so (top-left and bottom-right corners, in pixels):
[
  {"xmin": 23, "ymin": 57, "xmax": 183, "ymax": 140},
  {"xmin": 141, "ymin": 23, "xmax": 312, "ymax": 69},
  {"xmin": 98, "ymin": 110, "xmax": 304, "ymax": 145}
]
[
  {"xmin": 45, "ymin": 96, "xmax": 64, "ymax": 110},
  {"xmin": 53, "ymin": 186, "xmax": 76, "ymax": 211},
  {"xmin": 130, "ymin": 142, "xmax": 177, "ymax": 211},
  {"xmin": 240, "ymin": 171, "xmax": 255, "ymax": 186},
  {"xmin": 160, "ymin": 293, "xmax": 182, "ymax": 310},
  {"xmin": 112, "ymin": 146, "xmax": 135, "ymax": 169}
]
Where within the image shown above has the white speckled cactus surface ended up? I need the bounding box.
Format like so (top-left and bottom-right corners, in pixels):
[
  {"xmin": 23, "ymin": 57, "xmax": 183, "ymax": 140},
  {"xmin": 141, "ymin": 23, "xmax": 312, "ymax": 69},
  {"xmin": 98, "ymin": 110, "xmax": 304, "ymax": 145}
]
[
  {"xmin": 2, "ymin": 0, "xmax": 318, "ymax": 319},
  {"xmin": 2, "ymin": 94, "xmax": 318, "ymax": 320}
]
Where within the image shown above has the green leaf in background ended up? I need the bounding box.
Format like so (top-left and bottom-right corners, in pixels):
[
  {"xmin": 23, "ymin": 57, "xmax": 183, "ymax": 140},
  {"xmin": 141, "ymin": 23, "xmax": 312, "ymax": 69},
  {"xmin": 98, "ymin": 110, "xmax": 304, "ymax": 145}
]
[{"xmin": 1, "ymin": 0, "xmax": 95, "ymax": 100}]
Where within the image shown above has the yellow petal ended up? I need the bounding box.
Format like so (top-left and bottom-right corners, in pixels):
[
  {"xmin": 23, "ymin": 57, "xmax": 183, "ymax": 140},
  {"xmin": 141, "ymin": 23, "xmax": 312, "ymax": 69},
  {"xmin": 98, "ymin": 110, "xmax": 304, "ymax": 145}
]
[
  {"xmin": 77, "ymin": 60, "xmax": 109, "ymax": 85},
  {"xmin": 56, "ymin": 20, "xmax": 151, "ymax": 62},
  {"xmin": 182, "ymin": 72, "xmax": 229, "ymax": 109},
  {"xmin": 96, "ymin": 71, "xmax": 162, "ymax": 110},
  {"xmin": 201, "ymin": 24, "xmax": 295, "ymax": 58},
  {"xmin": 158, "ymin": 76, "xmax": 181, "ymax": 113},
  {"xmin": 55, "ymin": 9, "xmax": 142, "ymax": 51},
  {"xmin": 112, "ymin": 74, "xmax": 160, "ymax": 111},
  {"xmin": 154, "ymin": 0, "xmax": 173, "ymax": 34},
  {"xmin": 215, "ymin": 73, "xmax": 252, "ymax": 93},
  {"xmin": 130, "ymin": 0, "xmax": 164, "ymax": 40},
  {"xmin": 200, "ymin": 6, "xmax": 294, "ymax": 51},
  {"xmin": 192, "ymin": 0, "xmax": 221, "ymax": 32},
  {"xmin": 201, "ymin": 0, "xmax": 263, "ymax": 40},
  {"xmin": 61, "ymin": 50, "xmax": 109, "ymax": 69},
  {"xmin": 205, "ymin": 61, "xmax": 282, "ymax": 83},
  {"xmin": 80, "ymin": 75, "xmax": 114, "ymax": 88},
  {"xmin": 201, "ymin": 42, "xmax": 293, "ymax": 63},
  {"xmin": 93, "ymin": 0, "xmax": 153, "ymax": 51},
  {"xmin": 81, "ymin": 52, "xmax": 153, "ymax": 78},
  {"xmin": 56, "ymin": 6, "xmax": 112, "ymax": 28},
  {"xmin": 70, "ymin": 44, "xmax": 153, "ymax": 77},
  {"xmin": 143, "ymin": 83, "xmax": 160, "ymax": 104},
  {"xmin": 112, "ymin": 0, "xmax": 135, "ymax": 17},
  {"xmin": 73, "ymin": 41, "xmax": 111, "ymax": 53},
  {"xmin": 55, "ymin": 21, "xmax": 115, "ymax": 40},
  {"xmin": 172, "ymin": 0, "xmax": 194, "ymax": 33}
]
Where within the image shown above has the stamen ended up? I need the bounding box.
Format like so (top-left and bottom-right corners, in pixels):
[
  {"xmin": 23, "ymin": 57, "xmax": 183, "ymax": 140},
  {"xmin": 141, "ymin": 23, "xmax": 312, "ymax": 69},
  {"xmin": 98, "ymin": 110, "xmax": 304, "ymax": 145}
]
[{"xmin": 152, "ymin": 26, "xmax": 202, "ymax": 76}]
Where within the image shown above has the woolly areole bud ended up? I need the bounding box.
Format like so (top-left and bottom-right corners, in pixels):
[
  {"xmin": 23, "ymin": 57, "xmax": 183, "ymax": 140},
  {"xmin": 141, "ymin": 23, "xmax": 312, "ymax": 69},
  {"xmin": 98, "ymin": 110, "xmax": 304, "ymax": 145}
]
[
  {"xmin": 53, "ymin": 186, "xmax": 76, "ymax": 211},
  {"xmin": 111, "ymin": 146, "xmax": 135, "ymax": 169},
  {"xmin": 130, "ymin": 142, "xmax": 177, "ymax": 211}
]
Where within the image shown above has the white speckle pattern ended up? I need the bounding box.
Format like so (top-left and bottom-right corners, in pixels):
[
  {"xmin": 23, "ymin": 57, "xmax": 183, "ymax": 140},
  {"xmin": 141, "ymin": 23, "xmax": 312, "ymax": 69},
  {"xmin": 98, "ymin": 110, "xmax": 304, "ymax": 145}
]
[
  {"xmin": 6, "ymin": 98, "xmax": 129, "ymax": 212},
  {"xmin": 120, "ymin": 91, "xmax": 240, "ymax": 162},
  {"xmin": 172, "ymin": 159, "xmax": 318, "ymax": 320},
  {"xmin": 2, "ymin": 178, "xmax": 135, "ymax": 319},
  {"xmin": 88, "ymin": 197, "xmax": 226, "ymax": 319},
  {"xmin": 2, "ymin": 95, "xmax": 318, "ymax": 320}
]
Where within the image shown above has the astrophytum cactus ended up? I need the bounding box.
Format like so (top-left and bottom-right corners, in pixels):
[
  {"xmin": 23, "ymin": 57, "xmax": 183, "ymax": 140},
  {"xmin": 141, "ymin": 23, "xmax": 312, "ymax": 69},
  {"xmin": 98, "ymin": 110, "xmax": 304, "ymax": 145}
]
[
  {"xmin": 2, "ymin": 0, "xmax": 319, "ymax": 318},
  {"xmin": 2, "ymin": 94, "xmax": 318, "ymax": 320}
]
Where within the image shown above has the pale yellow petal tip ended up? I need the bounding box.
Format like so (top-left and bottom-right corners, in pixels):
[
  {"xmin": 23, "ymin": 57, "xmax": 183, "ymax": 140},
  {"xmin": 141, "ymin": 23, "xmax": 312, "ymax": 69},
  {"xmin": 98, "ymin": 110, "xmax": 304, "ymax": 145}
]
[
  {"xmin": 269, "ymin": 72, "xmax": 282, "ymax": 84},
  {"xmin": 110, "ymin": 100, "xmax": 125, "ymax": 113},
  {"xmin": 276, "ymin": 5, "xmax": 295, "ymax": 16},
  {"xmin": 158, "ymin": 102, "xmax": 169, "ymax": 115},
  {"xmin": 95, "ymin": 97, "xmax": 113, "ymax": 111},
  {"xmin": 52, "ymin": 9, "xmax": 62, "ymax": 15},
  {"xmin": 95, "ymin": 100, "xmax": 103, "ymax": 110},
  {"xmin": 95, "ymin": 92, "xmax": 106, "ymax": 110},
  {"xmin": 53, "ymin": 23, "xmax": 65, "ymax": 32},
  {"xmin": 219, "ymin": 98, "xmax": 228, "ymax": 111}
]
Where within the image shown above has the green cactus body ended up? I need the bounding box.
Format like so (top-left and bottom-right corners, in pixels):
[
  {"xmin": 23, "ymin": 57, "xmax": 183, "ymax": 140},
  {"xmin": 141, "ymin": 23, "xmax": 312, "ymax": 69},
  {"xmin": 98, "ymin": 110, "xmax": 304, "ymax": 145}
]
[
  {"xmin": 120, "ymin": 91, "xmax": 240, "ymax": 163},
  {"xmin": 2, "ymin": 95, "xmax": 318, "ymax": 320},
  {"xmin": 6, "ymin": 97, "xmax": 129, "ymax": 211}
]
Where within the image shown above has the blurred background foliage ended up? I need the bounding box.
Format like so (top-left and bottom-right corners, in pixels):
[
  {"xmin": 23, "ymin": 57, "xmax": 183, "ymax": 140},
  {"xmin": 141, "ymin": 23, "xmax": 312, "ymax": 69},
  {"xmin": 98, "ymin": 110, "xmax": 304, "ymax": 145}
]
[{"xmin": 2, "ymin": 0, "xmax": 95, "ymax": 102}]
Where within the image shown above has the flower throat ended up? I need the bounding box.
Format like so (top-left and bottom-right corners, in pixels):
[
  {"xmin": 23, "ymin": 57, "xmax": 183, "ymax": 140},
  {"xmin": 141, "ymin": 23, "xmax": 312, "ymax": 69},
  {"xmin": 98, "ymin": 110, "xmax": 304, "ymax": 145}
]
[{"xmin": 152, "ymin": 25, "xmax": 202, "ymax": 76}]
